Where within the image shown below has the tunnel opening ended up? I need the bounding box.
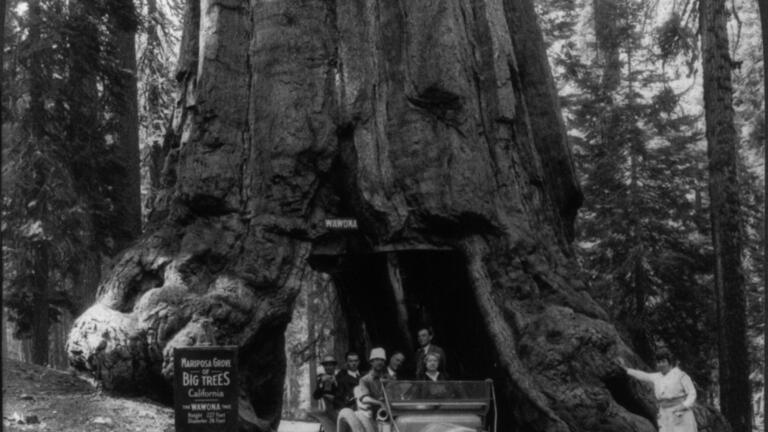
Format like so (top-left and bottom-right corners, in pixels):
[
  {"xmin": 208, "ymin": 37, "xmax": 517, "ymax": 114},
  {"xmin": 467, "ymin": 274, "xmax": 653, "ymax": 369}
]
[{"xmin": 304, "ymin": 244, "xmax": 515, "ymax": 430}]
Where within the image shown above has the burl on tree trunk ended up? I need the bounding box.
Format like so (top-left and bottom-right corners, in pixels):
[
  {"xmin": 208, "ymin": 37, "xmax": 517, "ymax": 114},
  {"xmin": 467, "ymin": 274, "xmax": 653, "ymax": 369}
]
[{"xmin": 67, "ymin": 1, "xmax": 725, "ymax": 431}]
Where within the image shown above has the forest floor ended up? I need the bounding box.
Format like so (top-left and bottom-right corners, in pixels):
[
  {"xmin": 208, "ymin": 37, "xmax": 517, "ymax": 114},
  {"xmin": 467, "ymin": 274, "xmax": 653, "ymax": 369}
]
[
  {"xmin": 2, "ymin": 357, "xmax": 322, "ymax": 432},
  {"xmin": 2, "ymin": 357, "xmax": 174, "ymax": 432}
]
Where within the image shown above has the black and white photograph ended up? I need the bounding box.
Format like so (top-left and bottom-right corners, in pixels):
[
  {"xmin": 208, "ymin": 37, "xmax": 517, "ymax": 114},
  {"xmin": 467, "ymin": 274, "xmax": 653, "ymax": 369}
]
[{"xmin": 1, "ymin": 0, "xmax": 765, "ymax": 431}]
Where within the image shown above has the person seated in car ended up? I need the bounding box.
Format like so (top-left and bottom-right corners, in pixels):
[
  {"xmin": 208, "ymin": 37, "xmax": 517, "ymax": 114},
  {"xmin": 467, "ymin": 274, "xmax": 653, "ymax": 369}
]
[
  {"xmin": 415, "ymin": 327, "xmax": 447, "ymax": 376},
  {"xmin": 387, "ymin": 351, "xmax": 405, "ymax": 380},
  {"xmin": 421, "ymin": 352, "xmax": 449, "ymax": 382},
  {"xmin": 336, "ymin": 351, "xmax": 362, "ymax": 409},
  {"xmin": 352, "ymin": 347, "xmax": 388, "ymax": 432},
  {"xmin": 308, "ymin": 355, "xmax": 341, "ymax": 432},
  {"xmin": 356, "ymin": 348, "xmax": 387, "ymax": 411},
  {"xmin": 415, "ymin": 352, "xmax": 460, "ymax": 399},
  {"xmin": 313, "ymin": 354, "xmax": 340, "ymax": 413}
]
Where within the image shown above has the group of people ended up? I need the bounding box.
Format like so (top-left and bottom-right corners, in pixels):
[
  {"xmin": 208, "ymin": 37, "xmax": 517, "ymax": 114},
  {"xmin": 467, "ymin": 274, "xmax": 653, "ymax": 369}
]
[
  {"xmin": 312, "ymin": 328, "xmax": 698, "ymax": 432},
  {"xmin": 312, "ymin": 328, "xmax": 449, "ymax": 421}
]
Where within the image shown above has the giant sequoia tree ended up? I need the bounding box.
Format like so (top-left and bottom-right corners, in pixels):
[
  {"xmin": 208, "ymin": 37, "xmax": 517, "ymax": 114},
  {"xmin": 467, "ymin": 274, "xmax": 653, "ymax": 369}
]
[{"xmin": 67, "ymin": 1, "xmax": 727, "ymax": 431}]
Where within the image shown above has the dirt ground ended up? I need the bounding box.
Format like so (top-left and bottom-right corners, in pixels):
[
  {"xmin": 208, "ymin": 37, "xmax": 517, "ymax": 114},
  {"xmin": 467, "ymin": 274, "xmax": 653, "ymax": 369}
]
[
  {"xmin": 2, "ymin": 358, "xmax": 323, "ymax": 432},
  {"xmin": 2, "ymin": 358, "xmax": 174, "ymax": 432}
]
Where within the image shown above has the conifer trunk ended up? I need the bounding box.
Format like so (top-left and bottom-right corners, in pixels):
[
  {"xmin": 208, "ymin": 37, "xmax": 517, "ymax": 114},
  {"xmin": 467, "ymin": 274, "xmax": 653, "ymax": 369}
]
[
  {"xmin": 699, "ymin": 0, "xmax": 752, "ymax": 430},
  {"xmin": 113, "ymin": 0, "xmax": 142, "ymax": 245},
  {"xmin": 30, "ymin": 244, "xmax": 49, "ymax": 365},
  {"xmin": 1, "ymin": 0, "xmax": 7, "ymax": 75},
  {"xmin": 758, "ymin": 0, "xmax": 768, "ymax": 430},
  {"xmin": 27, "ymin": 0, "xmax": 50, "ymax": 367}
]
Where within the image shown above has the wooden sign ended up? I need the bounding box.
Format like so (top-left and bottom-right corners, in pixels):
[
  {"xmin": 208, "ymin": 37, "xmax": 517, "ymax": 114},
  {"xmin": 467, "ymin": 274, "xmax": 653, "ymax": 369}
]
[
  {"xmin": 174, "ymin": 346, "xmax": 238, "ymax": 431},
  {"xmin": 324, "ymin": 218, "xmax": 358, "ymax": 230}
]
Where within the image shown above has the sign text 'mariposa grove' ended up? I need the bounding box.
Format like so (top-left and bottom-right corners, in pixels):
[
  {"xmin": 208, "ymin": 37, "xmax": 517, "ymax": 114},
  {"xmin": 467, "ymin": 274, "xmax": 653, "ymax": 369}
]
[{"xmin": 174, "ymin": 346, "xmax": 238, "ymax": 432}]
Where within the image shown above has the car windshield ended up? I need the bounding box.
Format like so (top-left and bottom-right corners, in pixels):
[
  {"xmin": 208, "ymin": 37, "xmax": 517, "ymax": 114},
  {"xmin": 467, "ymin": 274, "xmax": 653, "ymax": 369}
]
[{"xmin": 382, "ymin": 380, "xmax": 491, "ymax": 402}]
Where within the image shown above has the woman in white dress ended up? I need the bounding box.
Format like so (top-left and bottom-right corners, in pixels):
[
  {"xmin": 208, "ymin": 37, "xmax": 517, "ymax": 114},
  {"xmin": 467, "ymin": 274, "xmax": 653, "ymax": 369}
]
[{"xmin": 620, "ymin": 349, "xmax": 697, "ymax": 432}]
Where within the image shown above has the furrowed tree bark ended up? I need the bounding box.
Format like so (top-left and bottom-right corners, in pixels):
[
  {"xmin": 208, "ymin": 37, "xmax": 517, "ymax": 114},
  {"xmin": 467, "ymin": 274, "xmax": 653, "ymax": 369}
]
[
  {"xmin": 68, "ymin": 1, "xmax": 728, "ymax": 431},
  {"xmin": 30, "ymin": 243, "xmax": 50, "ymax": 366},
  {"xmin": 503, "ymin": 0, "xmax": 583, "ymax": 246},
  {"xmin": 385, "ymin": 253, "xmax": 414, "ymax": 353},
  {"xmin": 308, "ymin": 276, "xmax": 318, "ymax": 411},
  {"xmin": 142, "ymin": 0, "xmax": 172, "ymax": 219},
  {"xmin": 145, "ymin": 0, "xmax": 161, "ymax": 110},
  {"xmin": 758, "ymin": 0, "xmax": 768, "ymax": 430},
  {"xmin": 27, "ymin": 0, "xmax": 50, "ymax": 367},
  {"xmin": 113, "ymin": 0, "xmax": 142, "ymax": 245},
  {"xmin": 1, "ymin": 0, "xmax": 7, "ymax": 79},
  {"xmin": 699, "ymin": 0, "xmax": 753, "ymax": 431},
  {"xmin": 66, "ymin": 0, "xmax": 107, "ymax": 317}
]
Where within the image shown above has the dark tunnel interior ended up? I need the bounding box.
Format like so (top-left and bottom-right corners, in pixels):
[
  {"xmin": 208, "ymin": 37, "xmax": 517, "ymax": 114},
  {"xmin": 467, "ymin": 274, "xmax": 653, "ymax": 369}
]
[{"xmin": 315, "ymin": 247, "xmax": 516, "ymax": 430}]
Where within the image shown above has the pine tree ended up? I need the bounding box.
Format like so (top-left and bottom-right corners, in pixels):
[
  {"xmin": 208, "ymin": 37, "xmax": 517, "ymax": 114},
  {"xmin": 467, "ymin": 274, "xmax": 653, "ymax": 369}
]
[
  {"xmin": 757, "ymin": 1, "xmax": 768, "ymax": 429},
  {"xmin": 136, "ymin": 0, "xmax": 181, "ymax": 219},
  {"xmin": 542, "ymin": 0, "xmax": 719, "ymax": 391},
  {"xmin": 700, "ymin": 0, "xmax": 753, "ymax": 429},
  {"xmin": 2, "ymin": 0, "xmax": 141, "ymax": 366},
  {"xmin": 112, "ymin": 0, "xmax": 141, "ymax": 246}
]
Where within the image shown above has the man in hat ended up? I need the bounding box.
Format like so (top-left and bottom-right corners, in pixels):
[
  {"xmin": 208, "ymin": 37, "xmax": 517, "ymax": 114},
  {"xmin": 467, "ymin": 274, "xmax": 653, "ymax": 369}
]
[
  {"xmin": 414, "ymin": 327, "xmax": 447, "ymax": 376},
  {"xmin": 313, "ymin": 354, "xmax": 340, "ymax": 411},
  {"xmin": 355, "ymin": 347, "xmax": 388, "ymax": 418},
  {"xmin": 335, "ymin": 351, "xmax": 362, "ymax": 408}
]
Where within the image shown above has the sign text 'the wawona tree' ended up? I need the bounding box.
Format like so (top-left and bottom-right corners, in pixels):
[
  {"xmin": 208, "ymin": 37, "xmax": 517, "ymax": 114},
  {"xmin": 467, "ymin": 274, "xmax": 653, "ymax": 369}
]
[{"xmin": 67, "ymin": 1, "xmax": 730, "ymax": 431}]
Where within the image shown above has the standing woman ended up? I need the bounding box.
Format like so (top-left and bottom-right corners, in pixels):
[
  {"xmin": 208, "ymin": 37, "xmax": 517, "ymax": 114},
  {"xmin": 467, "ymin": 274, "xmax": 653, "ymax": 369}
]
[{"xmin": 620, "ymin": 349, "xmax": 697, "ymax": 432}]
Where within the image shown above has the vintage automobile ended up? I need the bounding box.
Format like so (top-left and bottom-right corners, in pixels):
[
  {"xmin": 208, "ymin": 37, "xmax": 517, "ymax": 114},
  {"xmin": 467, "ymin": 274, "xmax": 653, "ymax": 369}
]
[{"xmin": 337, "ymin": 380, "xmax": 497, "ymax": 432}]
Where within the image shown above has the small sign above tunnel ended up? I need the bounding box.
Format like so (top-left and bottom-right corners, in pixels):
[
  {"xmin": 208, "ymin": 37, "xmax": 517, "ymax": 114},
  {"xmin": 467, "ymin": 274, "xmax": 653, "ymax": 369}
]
[{"xmin": 324, "ymin": 218, "xmax": 358, "ymax": 230}]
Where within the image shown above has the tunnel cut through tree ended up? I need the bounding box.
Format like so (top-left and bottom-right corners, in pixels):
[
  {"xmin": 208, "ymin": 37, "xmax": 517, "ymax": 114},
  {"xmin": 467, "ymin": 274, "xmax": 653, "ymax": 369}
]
[
  {"xmin": 313, "ymin": 248, "xmax": 514, "ymax": 427},
  {"xmin": 67, "ymin": 0, "xmax": 730, "ymax": 431}
]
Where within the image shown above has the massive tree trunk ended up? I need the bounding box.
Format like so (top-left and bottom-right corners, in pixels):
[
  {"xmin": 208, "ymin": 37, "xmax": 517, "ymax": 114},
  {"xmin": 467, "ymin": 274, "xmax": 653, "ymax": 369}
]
[
  {"xmin": 699, "ymin": 1, "xmax": 753, "ymax": 431},
  {"xmin": 68, "ymin": 1, "xmax": 723, "ymax": 431}
]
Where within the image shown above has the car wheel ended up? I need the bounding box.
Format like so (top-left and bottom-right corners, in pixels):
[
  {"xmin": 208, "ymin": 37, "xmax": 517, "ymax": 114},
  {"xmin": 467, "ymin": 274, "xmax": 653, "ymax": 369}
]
[{"xmin": 337, "ymin": 408, "xmax": 366, "ymax": 432}]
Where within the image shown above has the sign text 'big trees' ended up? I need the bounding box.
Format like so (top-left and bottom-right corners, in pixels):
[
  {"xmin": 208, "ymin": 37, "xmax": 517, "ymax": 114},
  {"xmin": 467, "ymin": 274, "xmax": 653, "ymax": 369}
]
[{"xmin": 174, "ymin": 346, "xmax": 238, "ymax": 431}]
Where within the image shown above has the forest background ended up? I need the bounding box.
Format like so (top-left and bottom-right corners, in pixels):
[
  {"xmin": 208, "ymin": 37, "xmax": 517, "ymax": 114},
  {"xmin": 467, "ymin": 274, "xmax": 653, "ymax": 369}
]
[{"xmin": 1, "ymin": 0, "xmax": 766, "ymax": 429}]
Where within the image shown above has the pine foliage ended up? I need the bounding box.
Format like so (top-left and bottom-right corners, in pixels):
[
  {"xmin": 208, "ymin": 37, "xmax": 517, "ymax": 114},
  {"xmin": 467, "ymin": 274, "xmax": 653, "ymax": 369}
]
[
  {"xmin": 1, "ymin": 0, "xmax": 139, "ymax": 339},
  {"xmin": 539, "ymin": 0, "xmax": 718, "ymax": 392}
]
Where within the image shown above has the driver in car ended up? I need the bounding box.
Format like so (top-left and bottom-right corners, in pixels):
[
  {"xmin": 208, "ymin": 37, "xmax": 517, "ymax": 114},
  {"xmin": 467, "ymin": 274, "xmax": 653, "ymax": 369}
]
[{"xmin": 354, "ymin": 347, "xmax": 389, "ymax": 431}]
